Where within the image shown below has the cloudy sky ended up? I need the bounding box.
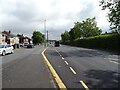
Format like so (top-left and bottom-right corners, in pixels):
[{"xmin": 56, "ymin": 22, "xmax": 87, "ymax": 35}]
[{"xmin": 0, "ymin": 0, "xmax": 110, "ymax": 40}]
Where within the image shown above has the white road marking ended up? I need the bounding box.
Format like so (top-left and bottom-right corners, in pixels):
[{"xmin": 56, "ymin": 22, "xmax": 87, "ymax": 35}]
[
  {"xmin": 69, "ymin": 67, "xmax": 77, "ymax": 74},
  {"xmin": 55, "ymin": 49, "xmax": 62, "ymax": 56},
  {"xmin": 62, "ymin": 57, "xmax": 64, "ymax": 60},
  {"xmin": 64, "ymin": 61, "xmax": 69, "ymax": 65},
  {"xmin": 110, "ymin": 61, "xmax": 119, "ymax": 64},
  {"xmin": 104, "ymin": 58, "xmax": 119, "ymax": 61}
]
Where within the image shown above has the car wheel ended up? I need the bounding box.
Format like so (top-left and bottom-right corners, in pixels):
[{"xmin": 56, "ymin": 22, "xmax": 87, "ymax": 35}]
[
  {"xmin": 2, "ymin": 51, "xmax": 6, "ymax": 56},
  {"xmin": 11, "ymin": 50, "xmax": 14, "ymax": 54}
]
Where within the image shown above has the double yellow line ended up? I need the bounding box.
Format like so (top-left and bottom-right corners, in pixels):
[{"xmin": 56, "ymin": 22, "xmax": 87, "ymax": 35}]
[{"xmin": 42, "ymin": 48, "xmax": 67, "ymax": 89}]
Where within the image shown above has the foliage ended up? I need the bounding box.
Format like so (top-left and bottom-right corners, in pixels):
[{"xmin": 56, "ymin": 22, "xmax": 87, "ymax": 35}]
[
  {"xmin": 61, "ymin": 31, "xmax": 70, "ymax": 44},
  {"xmin": 32, "ymin": 31, "xmax": 44, "ymax": 45},
  {"xmin": 100, "ymin": 0, "xmax": 120, "ymax": 34},
  {"xmin": 80, "ymin": 17, "xmax": 102, "ymax": 37},
  {"xmin": 62, "ymin": 34, "xmax": 120, "ymax": 51},
  {"xmin": 61, "ymin": 17, "xmax": 102, "ymax": 44}
]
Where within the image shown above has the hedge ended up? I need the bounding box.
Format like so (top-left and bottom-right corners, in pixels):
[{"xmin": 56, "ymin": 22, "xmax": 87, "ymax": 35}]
[{"xmin": 62, "ymin": 34, "xmax": 120, "ymax": 52}]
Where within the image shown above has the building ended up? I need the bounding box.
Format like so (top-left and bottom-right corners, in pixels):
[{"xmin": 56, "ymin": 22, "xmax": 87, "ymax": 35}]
[
  {"xmin": 2, "ymin": 31, "xmax": 19, "ymax": 45},
  {"xmin": 17, "ymin": 34, "xmax": 32, "ymax": 44},
  {"xmin": 0, "ymin": 31, "xmax": 6, "ymax": 43}
]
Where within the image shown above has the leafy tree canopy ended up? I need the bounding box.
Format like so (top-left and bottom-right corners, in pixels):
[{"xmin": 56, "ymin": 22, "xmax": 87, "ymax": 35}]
[
  {"xmin": 61, "ymin": 17, "xmax": 102, "ymax": 43},
  {"xmin": 32, "ymin": 31, "xmax": 44, "ymax": 44},
  {"xmin": 100, "ymin": 0, "xmax": 120, "ymax": 34}
]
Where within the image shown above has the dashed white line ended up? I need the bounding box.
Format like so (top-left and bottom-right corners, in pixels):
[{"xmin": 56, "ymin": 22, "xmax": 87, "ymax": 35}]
[
  {"xmin": 55, "ymin": 49, "xmax": 62, "ymax": 56},
  {"xmin": 62, "ymin": 57, "xmax": 64, "ymax": 60},
  {"xmin": 69, "ymin": 67, "xmax": 77, "ymax": 74},
  {"xmin": 64, "ymin": 61, "xmax": 69, "ymax": 65}
]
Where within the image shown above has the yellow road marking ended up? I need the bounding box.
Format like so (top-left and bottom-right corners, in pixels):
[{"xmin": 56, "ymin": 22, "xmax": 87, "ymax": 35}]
[
  {"xmin": 42, "ymin": 48, "xmax": 67, "ymax": 89},
  {"xmin": 80, "ymin": 80, "xmax": 90, "ymax": 90},
  {"xmin": 64, "ymin": 61, "xmax": 69, "ymax": 65},
  {"xmin": 69, "ymin": 67, "xmax": 77, "ymax": 74}
]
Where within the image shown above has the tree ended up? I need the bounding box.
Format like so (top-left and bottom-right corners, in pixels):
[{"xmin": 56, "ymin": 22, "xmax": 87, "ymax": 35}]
[
  {"xmin": 61, "ymin": 31, "xmax": 70, "ymax": 43},
  {"xmin": 32, "ymin": 31, "xmax": 44, "ymax": 45},
  {"xmin": 61, "ymin": 17, "xmax": 102, "ymax": 44},
  {"xmin": 80, "ymin": 17, "xmax": 102, "ymax": 37},
  {"xmin": 72, "ymin": 22, "xmax": 82, "ymax": 39},
  {"xmin": 100, "ymin": 0, "xmax": 120, "ymax": 34}
]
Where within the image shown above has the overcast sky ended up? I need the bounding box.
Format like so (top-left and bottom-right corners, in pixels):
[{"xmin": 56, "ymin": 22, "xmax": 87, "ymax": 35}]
[{"xmin": 0, "ymin": 0, "xmax": 110, "ymax": 40}]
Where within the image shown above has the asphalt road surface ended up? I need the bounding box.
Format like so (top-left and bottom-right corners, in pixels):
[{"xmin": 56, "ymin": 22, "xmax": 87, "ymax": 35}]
[
  {"xmin": 2, "ymin": 45, "xmax": 56, "ymax": 88},
  {"xmin": 45, "ymin": 45, "xmax": 119, "ymax": 89},
  {"xmin": 1, "ymin": 44, "xmax": 119, "ymax": 89}
]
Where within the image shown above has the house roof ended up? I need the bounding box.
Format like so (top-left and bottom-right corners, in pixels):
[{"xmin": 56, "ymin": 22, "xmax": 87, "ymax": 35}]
[
  {"xmin": 17, "ymin": 34, "xmax": 31, "ymax": 40},
  {"xmin": 2, "ymin": 31, "xmax": 17, "ymax": 37}
]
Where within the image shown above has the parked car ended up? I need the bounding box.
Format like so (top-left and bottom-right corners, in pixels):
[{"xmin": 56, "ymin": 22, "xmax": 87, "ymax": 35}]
[
  {"xmin": 27, "ymin": 43, "xmax": 34, "ymax": 48},
  {"xmin": 23, "ymin": 42, "xmax": 29, "ymax": 47},
  {"xmin": 13, "ymin": 43, "xmax": 20, "ymax": 49},
  {"xmin": 19, "ymin": 43, "xmax": 24, "ymax": 47},
  {"xmin": 54, "ymin": 41, "xmax": 60, "ymax": 47},
  {"xmin": 0, "ymin": 44, "xmax": 14, "ymax": 56}
]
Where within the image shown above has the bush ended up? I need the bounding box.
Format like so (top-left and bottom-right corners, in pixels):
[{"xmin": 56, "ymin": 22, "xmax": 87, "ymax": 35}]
[{"xmin": 63, "ymin": 34, "xmax": 120, "ymax": 52}]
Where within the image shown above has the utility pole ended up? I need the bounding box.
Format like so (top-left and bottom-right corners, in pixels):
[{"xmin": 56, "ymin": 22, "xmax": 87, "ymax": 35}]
[
  {"xmin": 44, "ymin": 20, "xmax": 46, "ymax": 47},
  {"xmin": 47, "ymin": 30, "xmax": 48, "ymax": 46}
]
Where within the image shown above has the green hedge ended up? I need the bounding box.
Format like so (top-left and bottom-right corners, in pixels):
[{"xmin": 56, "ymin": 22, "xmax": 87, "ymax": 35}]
[{"xmin": 62, "ymin": 34, "xmax": 120, "ymax": 51}]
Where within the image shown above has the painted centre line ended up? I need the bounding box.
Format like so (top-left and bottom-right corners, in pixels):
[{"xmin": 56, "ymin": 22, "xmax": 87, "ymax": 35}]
[
  {"xmin": 62, "ymin": 57, "xmax": 64, "ymax": 60},
  {"xmin": 64, "ymin": 61, "xmax": 69, "ymax": 65},
  {"xmin": 55, "ymin": 49, "xmax": 62, "ymax": 56},
  {"xmin": 80, "ymin": 80, "xmax": 89, "ymax": 90},
  {"xmin": 69, "ymin": 67, "xmax": 77, "ymax": 74}
]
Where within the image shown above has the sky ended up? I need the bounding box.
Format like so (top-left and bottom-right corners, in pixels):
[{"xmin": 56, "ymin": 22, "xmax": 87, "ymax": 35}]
[{"xmin": 0, "ymin": 0, "xmax": 110, "ymax": 40}]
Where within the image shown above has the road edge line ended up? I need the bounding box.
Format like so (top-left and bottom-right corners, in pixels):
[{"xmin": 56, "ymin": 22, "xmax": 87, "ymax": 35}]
[
  {"xmin": 80, "ymin": 80, "xmax": 90, "ymax": 90},
  {"xmin": 42, "ymin": 48, "xmax": 67, "ymax": 89}
]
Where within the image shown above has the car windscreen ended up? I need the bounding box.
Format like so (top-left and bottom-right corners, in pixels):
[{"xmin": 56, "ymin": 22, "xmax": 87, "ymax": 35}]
[{"xmin": 0, "ymin": 45, "xmax": 5, "ymax": 48}]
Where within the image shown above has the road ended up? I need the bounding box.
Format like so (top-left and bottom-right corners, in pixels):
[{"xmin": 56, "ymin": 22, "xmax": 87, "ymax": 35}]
[
  {"xmin": 2, "ymin": 45, "xmax": 56, "ymax": 88},
  {"xmin": 44, "ymin": 45, "xmax": 119, "ymax": 89},
  {"xmin": 1, "ymin": 45, "xmax": 119, "ymax": 89}
]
